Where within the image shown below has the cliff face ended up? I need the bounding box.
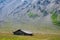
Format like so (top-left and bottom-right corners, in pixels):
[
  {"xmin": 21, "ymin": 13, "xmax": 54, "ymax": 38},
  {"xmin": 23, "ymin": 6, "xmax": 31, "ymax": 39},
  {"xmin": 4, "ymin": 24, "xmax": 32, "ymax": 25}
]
[{"xmin": 0, "ymin": 0, "xmax": 60, "ymax": 33}]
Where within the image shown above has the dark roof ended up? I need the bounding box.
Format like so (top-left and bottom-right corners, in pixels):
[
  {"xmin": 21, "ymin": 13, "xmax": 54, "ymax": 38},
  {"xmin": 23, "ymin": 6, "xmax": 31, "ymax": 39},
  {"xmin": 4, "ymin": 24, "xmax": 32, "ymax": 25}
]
[{"xmin": 13, "ymin": 29, "xmax": 33, "ymax": 36}]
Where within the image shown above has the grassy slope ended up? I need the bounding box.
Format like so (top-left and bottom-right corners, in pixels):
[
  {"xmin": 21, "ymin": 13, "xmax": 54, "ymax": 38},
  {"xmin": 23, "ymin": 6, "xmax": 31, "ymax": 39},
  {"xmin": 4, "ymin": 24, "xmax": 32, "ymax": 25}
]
[
  {"xmin": 51, "ymin": 11, "xmax": 60, "ymax": 26},
  {"xmin": 0, "ymin": 33, "xmax": 60, "ymax": 40}
]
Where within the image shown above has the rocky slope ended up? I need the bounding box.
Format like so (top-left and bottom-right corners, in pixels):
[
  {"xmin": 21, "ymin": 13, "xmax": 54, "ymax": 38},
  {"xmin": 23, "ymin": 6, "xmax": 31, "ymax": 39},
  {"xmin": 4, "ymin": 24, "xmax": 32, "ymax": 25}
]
[{"xmin": 0, "ymin": 0, "xmax": 60, "ymax": 33}]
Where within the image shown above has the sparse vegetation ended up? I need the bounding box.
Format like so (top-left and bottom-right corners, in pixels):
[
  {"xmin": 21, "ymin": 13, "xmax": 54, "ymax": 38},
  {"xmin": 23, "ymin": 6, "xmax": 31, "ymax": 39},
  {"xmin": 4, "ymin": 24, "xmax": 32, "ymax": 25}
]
[
  {"xmin": 28, "ymin": 12, "xmax": 39, "ymax": 19},
  {"xmin": 0, "ymin": 33, "xmax": 60, "ymax": 40},
  {"xmin": 51, "ymin": 11, "xmax": 60, "ymax": 26}
]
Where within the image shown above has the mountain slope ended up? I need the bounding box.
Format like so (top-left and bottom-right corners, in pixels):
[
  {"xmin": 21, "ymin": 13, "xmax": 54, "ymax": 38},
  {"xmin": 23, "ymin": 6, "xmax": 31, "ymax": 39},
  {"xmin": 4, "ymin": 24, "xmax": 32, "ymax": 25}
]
[{"xmin": 0, "ymin": 0, "xmax": 60, "ymax": 33}]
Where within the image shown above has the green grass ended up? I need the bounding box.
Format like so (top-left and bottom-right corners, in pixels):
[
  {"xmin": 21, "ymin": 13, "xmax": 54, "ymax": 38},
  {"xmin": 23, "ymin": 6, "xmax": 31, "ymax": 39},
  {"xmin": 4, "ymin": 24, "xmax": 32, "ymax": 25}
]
[
  {"xmin": 28, "ymin": 12, "xmax": 39, "ymax": 19},
  {"xmin": 51, "ymin": 10, "xmax": 60, "ymax": 26},
  {"xmin": 0, "ymin": 33, "xmax": 60, "ymax": 40}
]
